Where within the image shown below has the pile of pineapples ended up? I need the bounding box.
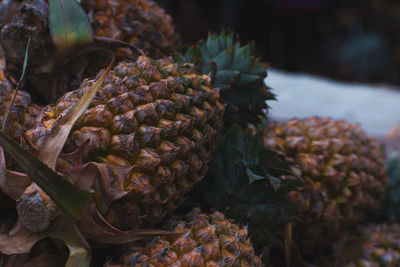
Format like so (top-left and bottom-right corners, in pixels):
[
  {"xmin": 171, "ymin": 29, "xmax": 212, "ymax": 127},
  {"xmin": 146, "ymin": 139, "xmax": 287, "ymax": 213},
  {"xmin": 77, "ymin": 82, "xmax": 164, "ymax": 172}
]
[{"xmin": 0, "ymin": 0, "xmax": 399, "ymax": 266}]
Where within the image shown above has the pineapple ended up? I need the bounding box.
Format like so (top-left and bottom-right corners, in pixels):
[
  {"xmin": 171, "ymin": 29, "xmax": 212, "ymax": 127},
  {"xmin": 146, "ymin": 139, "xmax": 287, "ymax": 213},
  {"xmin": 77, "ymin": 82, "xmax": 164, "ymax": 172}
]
[
  {"xmin": 81, "ymin": 0, "xmax": 180, "ymax": 58},
  {"xmin": 179, "ymin": 33, "xmax": 296, "ymax": 260},
  {"xmin": 0, "ymin": 79, "xmax": 40, "ymax": 142},
  {"xmin": 25, "ymin": 56, "xmax": 225, "ymax": 230},
  {"xmin": 326, "ymin": 224, "xmax": 400, "ymax": 267},
  {"xmin": 264, "ymin": 117, "xmax": 388, "ymax": 256},
  {"xmin": 343, "ymin": 224, "xmax": 400, "ymax": 267},
  {"xmin": 118, "ymin": 208, "xmax": 262, "ymax": 266}
]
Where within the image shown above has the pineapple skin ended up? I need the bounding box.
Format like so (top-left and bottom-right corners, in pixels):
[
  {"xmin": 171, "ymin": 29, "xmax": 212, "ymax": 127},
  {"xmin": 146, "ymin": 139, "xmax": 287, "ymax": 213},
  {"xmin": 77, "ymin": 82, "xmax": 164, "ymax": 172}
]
[
  {"xmin": 26, "ymin": 56, "xmax": 225, "ymax": 230},
  {"xmin": 264, "ymin": 117, "xmax": 388, "ymax": 255},
  {"xmin": 0, "ymin": 79, "xmax": 40, "ymax": 140},
  {"xmin": 81, "ymin": 0, "xmax": 180, "ymax": 58},
  {"xmin": 122, "ymin": 208, "xmax": 262, "ymax": 267},
  {"xmin": 343, "ymin": 224, "xmax": 400, "ymax": 267}
]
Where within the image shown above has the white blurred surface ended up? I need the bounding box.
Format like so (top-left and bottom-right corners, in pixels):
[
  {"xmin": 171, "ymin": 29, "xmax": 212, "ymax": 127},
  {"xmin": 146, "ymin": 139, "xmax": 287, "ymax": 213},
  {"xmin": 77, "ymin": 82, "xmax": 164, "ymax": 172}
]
[{"xmin": 267, "ymin": 69, "xmax": 400, "ymax": 137}]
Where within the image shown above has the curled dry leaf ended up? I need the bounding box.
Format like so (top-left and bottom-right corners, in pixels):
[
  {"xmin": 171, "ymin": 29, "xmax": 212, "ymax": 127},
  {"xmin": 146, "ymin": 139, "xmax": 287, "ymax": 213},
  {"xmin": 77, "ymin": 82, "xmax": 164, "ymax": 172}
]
[
  {"xmin": 63, "ymin": 162, "xmax": 182, "ymax": 244},
  {"xmin": 0, "ymin": 222, "xmax": 45, "ymax": 255},
  {"xmin": 77, "ymin": 204, "xmax": 181, "ymax": 245},
  {"xmin": 0, "ymin": 147, "xmax": 31, "ymax": 200},
  {"xmin": 39, "ymin": 58, "xmax": 114, "ymax": 170},
  {"xmin": 50, "ymin": 217, "xmax": 91, "ymax": 267}
]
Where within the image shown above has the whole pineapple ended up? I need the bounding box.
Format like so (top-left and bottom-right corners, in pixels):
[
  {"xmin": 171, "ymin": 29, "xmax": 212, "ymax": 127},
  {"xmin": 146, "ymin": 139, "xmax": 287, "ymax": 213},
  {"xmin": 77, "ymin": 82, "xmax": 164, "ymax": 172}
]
[
  {"xmin": 181, "ymin": 32, "xmax": 297, "ymax": 259},
  {"xmin": 81, "ymin": 0, "xmax": 180, "ymax": 58},
  {"xmin": 326, "ymin": 224, "xmax": 400, "ymax": 267},
  {"xmin": 25, "ymin": 56, "xmax": 225, "ymax": 230},
  {"xmin": 343, "ymin": 224, "xmax": 400, "ymax": 267},
  {"xmin": 264, "ymin": 117, "xmax": 388, "ymax": 255},
  {"xmin": 119, "ymin": 208, "xmax": 262, "ymax": 266}
]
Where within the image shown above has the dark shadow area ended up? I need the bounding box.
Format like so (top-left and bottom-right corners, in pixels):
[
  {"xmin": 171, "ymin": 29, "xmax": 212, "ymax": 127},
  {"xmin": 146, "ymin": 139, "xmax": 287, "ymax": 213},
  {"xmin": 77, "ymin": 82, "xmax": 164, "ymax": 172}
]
[{"xmin": 157, "ymin": 0, "xmax": 400, "ymax": 85}]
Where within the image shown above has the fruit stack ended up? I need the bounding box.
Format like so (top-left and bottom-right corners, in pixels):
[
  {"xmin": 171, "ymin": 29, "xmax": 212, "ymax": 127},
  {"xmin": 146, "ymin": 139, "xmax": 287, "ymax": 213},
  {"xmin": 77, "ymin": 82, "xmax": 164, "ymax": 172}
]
[{"xmin": 0, "ymin": 0, "xmax": 397, "ymax": 266}]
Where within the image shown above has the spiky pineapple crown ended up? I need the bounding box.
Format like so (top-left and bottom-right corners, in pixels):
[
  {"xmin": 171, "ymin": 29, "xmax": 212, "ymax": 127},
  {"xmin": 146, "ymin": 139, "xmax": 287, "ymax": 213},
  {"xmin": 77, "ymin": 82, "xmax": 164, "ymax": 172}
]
[{"xmin": 176, "ymin": 31, "xmax": 274, "ymax": 127}]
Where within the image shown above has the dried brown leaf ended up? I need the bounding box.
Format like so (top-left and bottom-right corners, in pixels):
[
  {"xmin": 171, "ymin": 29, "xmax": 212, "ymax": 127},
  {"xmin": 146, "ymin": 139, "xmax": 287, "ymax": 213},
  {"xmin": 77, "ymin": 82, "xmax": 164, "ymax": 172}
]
[
  {"xmin": 0, "ymin": 254, "xmax": 30, "ymax": 267},
  {"xmin": 50, "ymin": 217, "xmax": 90, "ymax": 267},
  {"xmin": 0, "ymin": 222, "xmax": 45, "ymax": 255},
  {"xmin": 77, "ymin": 204, "xmax": 181, "ymax": 244},
  {"xmin": 63, "ymin": 161, "xmax": 129, "ymax": 214},
  {"xmin": 0, "ymin": 147, "xmax": 31, "ymax": 200},
  {"xmin": 38, "ymin": 58, "xmax": 114, "ymax": 170}
]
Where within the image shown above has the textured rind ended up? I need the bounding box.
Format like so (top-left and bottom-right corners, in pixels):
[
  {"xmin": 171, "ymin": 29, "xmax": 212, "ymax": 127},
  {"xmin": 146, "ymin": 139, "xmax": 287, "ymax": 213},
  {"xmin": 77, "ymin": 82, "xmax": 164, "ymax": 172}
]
[
  {"xmin": 81, "ymin": 0, "xmax": 180, "ymax": 58},
  {"xmin": 343, "ymin": 224, "xmax": 400, "ymax": 267},
  {"xmin": 0, "ymin": 80, "xmax": 40, "ymax": 141},
  {"xmin": 26, "ymin": 56, "xmax": 225, "ymax": 230},
  {"xmin": 122, "ymin": 208, "xmax": 262, "ymax": 267},
  {"xmin": 264, "ymin": 117, "xmax": 388, "ymax": 255}
]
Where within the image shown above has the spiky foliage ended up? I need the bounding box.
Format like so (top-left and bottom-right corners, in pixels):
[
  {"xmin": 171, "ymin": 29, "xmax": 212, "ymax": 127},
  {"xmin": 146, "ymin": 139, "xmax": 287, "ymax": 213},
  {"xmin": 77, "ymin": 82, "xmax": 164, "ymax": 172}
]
[
  {"xmin": 265, "ymin": 117, "xmax": 388, "ymax": 256},
  {"xmin": 26, "ymin": 56, "xmax": 225, "ymax": 230},
  {"xmin": 119, "ymin": 208, "xmax": 262, "ymax": 266},
  {"xmin": 371, "ymin": 155, "xmax": 400, "ymax": 223},
  {"xmin": 192, "ymin": 125, "xmax": 299, "ymax": 252},
  {"xmin": 81, "ymin": 0, "xmax": 180, "ymax": 58},
  {"xmin": 176, "ymin": 31, "xmax": 274, "ymax": 127},
  {"xmin": 0, "ymin": 79, "xmax": 40, "ymax": 141}
]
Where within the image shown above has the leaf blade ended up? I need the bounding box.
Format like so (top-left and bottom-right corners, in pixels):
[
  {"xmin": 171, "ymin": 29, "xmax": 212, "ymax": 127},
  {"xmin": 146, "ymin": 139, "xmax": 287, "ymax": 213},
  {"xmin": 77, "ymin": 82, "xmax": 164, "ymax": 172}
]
[
  {"xmin": 48, "ymin": 0, "xmax": 93, "ymax": 49},
  {"xmin": 1, "ymin": 38, "xmax": 30, "ymax": 131}
]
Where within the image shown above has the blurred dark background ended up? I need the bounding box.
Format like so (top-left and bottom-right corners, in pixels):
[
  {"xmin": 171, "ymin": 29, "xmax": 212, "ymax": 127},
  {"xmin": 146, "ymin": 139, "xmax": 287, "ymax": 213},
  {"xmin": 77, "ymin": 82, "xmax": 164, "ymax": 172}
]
[{"xmin": 156, "ymin": 0, "xmax": 400, "ymax": 85}]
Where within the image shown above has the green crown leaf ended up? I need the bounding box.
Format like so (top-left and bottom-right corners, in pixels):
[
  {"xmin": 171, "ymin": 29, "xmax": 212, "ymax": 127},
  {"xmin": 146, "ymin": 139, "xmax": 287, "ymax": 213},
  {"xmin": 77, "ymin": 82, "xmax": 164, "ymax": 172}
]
[
  {"xmin": 193, "ymin": 125, "xmax": 300, "ymax": 248},
  {"xmin": 177, "ymin": 30, "xmax": 275, "ymax": 126}
]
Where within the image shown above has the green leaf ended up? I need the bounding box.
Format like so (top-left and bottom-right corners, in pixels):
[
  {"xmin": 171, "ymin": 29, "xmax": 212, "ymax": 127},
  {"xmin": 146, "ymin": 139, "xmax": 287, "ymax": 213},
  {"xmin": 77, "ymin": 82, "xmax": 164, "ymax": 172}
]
[
  {"xmin": 48, "ymin": 0, "xmax": 93, "ymax": 49},
  {"xmin": 212, "ymin": 49, "xmax": 234, "ymax": 70},
  {"xmin": 215, "ymin": 69, "xmax": 240, "ymax": 86},
  {"xmin": 266, "ymin": 173, "xmax": 282, "ymax": 192},
  {"xmin": 2, "ymin": 38, "xmax": 30, "ymax": 131},
  {"xmin": 0, "ymin": 131, "xmax": 91, "ymax": 219},
  {"xmin": 246, "ymin": 167, "xmax": 265, "ymax": 183}
]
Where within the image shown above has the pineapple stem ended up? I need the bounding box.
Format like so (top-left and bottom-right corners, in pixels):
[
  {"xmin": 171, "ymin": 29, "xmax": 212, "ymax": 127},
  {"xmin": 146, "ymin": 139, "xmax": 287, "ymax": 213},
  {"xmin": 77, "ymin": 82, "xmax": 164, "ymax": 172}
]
[{"xmin": 1, "ymin": 38, "xmax": 30, "ymax": 131}]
